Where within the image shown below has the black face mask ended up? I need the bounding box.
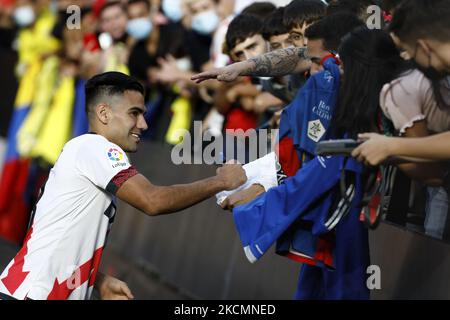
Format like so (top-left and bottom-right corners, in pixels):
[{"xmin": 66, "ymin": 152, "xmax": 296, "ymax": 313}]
[
  {"xmin": 413, "ymin": 61, "xmax": 448, "ymax": 81},
  {"xmin": 412, "ymin": 43, "xmax": 448, "ymax": 81}
]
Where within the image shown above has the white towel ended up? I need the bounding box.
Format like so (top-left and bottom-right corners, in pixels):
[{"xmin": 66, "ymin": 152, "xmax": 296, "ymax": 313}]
[{"xmin": 216, "ymin": 152, "xmax": 278, "ymax": 206}]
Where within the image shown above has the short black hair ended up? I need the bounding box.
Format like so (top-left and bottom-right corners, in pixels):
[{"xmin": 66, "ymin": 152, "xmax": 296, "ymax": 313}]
[
  {"xmin": 85, "ymin": 72, "xmax": 144, "ymax": 117},
  {"xmin": 99, "ymin": 1, "xmax": 126, "ymax": 17},
  {"xmin": 241, "ymin": 2, "xmax": 276, "ymax": 19},
  {"xmin": 127, "ymin": 0, "xmax": 150, "ymax": 10},
  {"xmin": 225, "ymin": 14, "xmax": 264, "ymax": 51},
  {"xmin": 389, "ymin": 0, "xmax": 450, "ymax": 44},
  {"xmin": 381, "ymin": 0, "xmax": 403, "ymax": 12},
  {"xmin": 388, "ymin": 0, "xmax": 450, "ymax": 110},
  {"xmin": 326, "ymin": 0, "xmax": 382, "ymax": 21},
  {"xmin": 262, "ymin": 7, "xmax": 289, "ymax": 41},
  {"xmin": 304, "ymin": 12, "xmax": 364, "ymax": 51},
  {"xmin": 332, "ymin": 27, "xmax": 405, "ymax": 138},
  {"xmin": 283, "ymin": 0, "xmax": 326, "ymax": 30}
]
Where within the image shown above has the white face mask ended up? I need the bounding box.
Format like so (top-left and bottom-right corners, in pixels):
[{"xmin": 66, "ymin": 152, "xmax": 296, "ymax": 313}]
[
  {"xmin": 13, "ymin": 5, "xmax": 36, "ymax": 27},
  {"xmin": 127, "ymin": 18, "xmax": 153, "ymax": 40},
  {"xmin": 50, "ymin": 0, "xmax": 58, "ymax": 14},
  {"xmin": 162, "ymin": 0, "xmax": 184, "ymax": 22},
  {"xmin": 191, "ymin": 10, "xmax": 220, "ymax": 35}
]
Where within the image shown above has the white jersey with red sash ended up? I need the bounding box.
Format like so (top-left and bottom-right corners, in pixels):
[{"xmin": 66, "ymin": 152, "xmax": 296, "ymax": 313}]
[{"xmin": 0, "ymin": 134, "xmax": 138, "ymax": 300}]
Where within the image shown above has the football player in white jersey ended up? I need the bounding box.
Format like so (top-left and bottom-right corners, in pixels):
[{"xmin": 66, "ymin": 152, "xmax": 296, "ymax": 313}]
[{"xmin": 0, "ymin": 72, "xmax": 247, "ymax": 300}]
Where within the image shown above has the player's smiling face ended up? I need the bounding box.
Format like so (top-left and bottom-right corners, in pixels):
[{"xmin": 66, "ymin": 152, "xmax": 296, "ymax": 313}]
[{"xmin": 107, "ymin": 90, "xmax": 148, "ymax": 152}]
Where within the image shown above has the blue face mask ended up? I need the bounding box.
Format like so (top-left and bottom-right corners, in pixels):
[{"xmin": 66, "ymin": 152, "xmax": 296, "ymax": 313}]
[
  {"xmin": 127, "ymin": 18, "xmax": 153, "ymax": 40},
  {"xmin": 162, "ymin": 0, "xmax": 184, "ymax": 22},
  {"xmin": 191, "ymin": 10, "xmax": 220, "ymax": 35},
  {"xmin": 50, "ymin": 0, "xmax": 58, "ymax": 14},
  {"xmin": 13, "ymin": 5, "xmax": 36, "ymax": 27}
]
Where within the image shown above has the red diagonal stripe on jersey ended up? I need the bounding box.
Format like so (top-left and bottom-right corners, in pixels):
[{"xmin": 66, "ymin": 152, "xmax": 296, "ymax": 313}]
[
  {"xmin": 1, "ymin": 227, "xmax": 34, "ymax": 295},
  {"xmin": 88, "ymin": 246, "xmax": 104, "ymax": 287},
  {"xmin": 46, "ymin": 247, "xmax": 104, "ymax": 300}
]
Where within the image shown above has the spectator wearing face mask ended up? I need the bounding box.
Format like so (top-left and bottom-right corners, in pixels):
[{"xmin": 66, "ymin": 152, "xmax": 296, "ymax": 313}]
[
  {"xmin": 222, "ymin": 26, "xmax": 401, "ymax": 301},
  {"xmin": 127, "ymin": 0, "xmax": 187, "ymax": 84},
  {"xmin": 151, "ymin": 0, "xmax": 224, "ymax": 145},
  {"xmin": 161, "ymin": 0, "xmax": 185, "ymax": 23},
  {"xmin": 13, "ymin": 0, "xmax": 60, "ymax": 72},
  {"xmin": 126, "ymin": 0, "xmax": 153, "ymax": 43},
  {"xmin": 183, "ymin": 0, "xmax": 220, "ymax": 71},
  {"xmin": 389, "ymin": 0, "xmax": 450, "ymax": 108},
  {"xmin": 353, "ymin": 0, "xmax": 450, "ymax": 166},
  {"xmin": 153, "ymin": 0, "xmax": 223, "ymax": 86},
  {"xmin": 127, "ymin": 0, "xmax": 189, "ymax": 141},
  {"xmin": 351, "ymin": 0, "xmax": 450, "ymax": 239}
]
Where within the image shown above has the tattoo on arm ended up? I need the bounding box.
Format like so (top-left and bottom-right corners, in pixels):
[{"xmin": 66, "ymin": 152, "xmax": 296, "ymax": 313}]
[{"xmin": 244, "ymin": 47, "xmax": 308, "ymax": 77}]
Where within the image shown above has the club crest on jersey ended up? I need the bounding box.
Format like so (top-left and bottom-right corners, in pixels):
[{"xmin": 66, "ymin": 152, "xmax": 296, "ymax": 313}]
[{"xmin": 307, "ymin": 119, "xmax": 326, "ymax": 142}]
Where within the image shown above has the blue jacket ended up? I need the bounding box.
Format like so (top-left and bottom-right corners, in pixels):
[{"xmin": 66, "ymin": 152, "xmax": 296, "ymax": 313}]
[
  {"xmin": 279, "ymin": 57, "xmax": 340, "ymax": 162},
  {"xmin": 232, "ymin": 57, "xmax": 370, "ymax": 299}
]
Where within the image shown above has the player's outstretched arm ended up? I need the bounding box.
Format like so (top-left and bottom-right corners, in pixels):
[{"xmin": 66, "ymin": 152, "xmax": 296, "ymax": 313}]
[
  {"xmin": 191, "ymin": 47, "xmax": 311, "ymax": 83},
  {"xmin": 116, "ymin": 163, "xmax": 247, "ymax": 216}
]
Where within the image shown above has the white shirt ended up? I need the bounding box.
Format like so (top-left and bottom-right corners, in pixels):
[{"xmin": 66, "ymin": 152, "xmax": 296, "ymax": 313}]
[{"xmin": 0, "ymin": 134, "xmax": 136, "ymax": 300}]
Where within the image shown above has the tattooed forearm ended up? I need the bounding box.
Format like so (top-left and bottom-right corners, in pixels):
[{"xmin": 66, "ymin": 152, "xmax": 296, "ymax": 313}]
[{"xmin": 243, "ymin": 47, "xmax": 309, "ymax": 77}]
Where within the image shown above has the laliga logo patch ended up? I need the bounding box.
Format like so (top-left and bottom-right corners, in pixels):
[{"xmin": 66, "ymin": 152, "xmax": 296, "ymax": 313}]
[{"xmin": 108, "ymin": 148, "xmax": 123, "ymax": 162}]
